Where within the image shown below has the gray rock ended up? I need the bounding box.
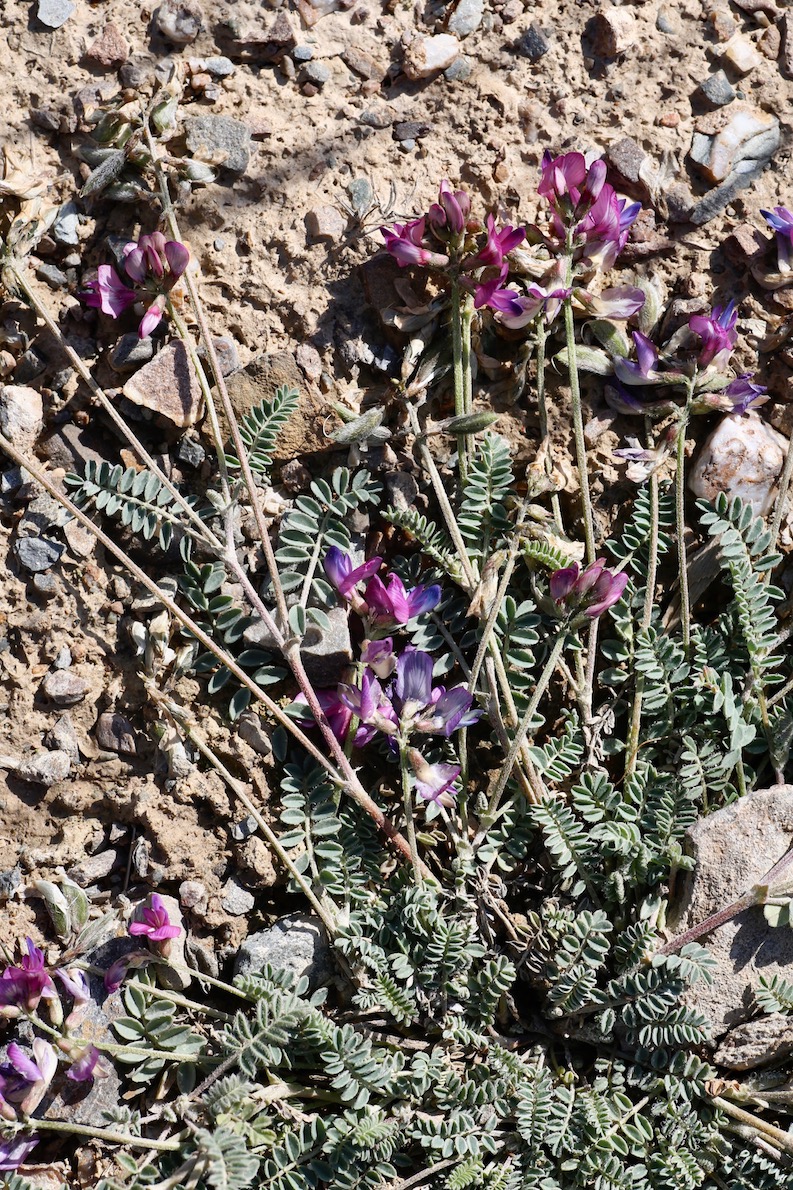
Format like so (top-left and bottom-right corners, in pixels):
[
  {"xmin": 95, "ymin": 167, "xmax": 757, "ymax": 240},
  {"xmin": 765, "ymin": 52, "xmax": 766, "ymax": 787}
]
[
  {"xmin": 668, "ymin": 785, "xmax": 793, "ymax": 1037},
  {"xmin": 230, "ymin": 814, "xmax": 259, "ymax": 842},
  {"xmin": 517, "ymin": 23, "xmax": 550, "ymax": 61},
  {"xmin": 0, "ymin": 384, "xmax": 44, "ymax": 448},
  {"xmin": 447, "ymin": 0, "xmax": 484, "ymax": 39},
  {"xmin": 14, "ymin": 537, "xmax": 63, "ymax": 574},
  {"xmin": 656, "ymin": 6, "xmax": 680, "ymax": 34},
  {"xmin": 300, "ymin": 605, "xmax": 352, "ymax": 686},
  {"xmin": 16, "ymin": 749, "xmax": 71, "ymax": 786},
  {"xmin": 40, "ymin": 669, "xmax": 90, "ymax": 706},
  {"xmin": 233, "ymin": 913, "xmax": 333, "ymax": 988},
  {"xmin": 185, "ymin": 115, "xmax": 251, "ymax": 175},
  {"xmin": 54, "ymin": 646, "xmax": 72, "ymax": 669},
  {"xmin": 300, "ymin": 61, "xmax": 330, "ymax": 86},
  {"xmin": 154, "ymin": 0, "xmax": 203, "ymax": 44},
  {"xmin": 688, "ymin": 412, "xmax": 788, "ymax": 516},
  {"xmin": 44, "ymin": 713, "xmax": 81, "ymax": 764},
  {"xmin": 33, "ymin": 572, "xmax": 59, "ymax": 599},
  {"xmin": 1, "ymin": 467, "xmax": 24, "ymax": 495},
  {"xmin": 202, "ymin": 55, "xmax": 235, "ymax": 78},
  {"xmin": 68, "ymin": 849, "xmax": 118, "ymax": 885},
  {"xmin": 119, "ymin": 56, "xmax": 155, "ymax": 90},
  {"xmin": 346, "ymin": 178, "xmax": 373, "ymax": 218},
  {"xmin": 384, "ymin": 471, "xmax": 419, "ymax": 513},
  {"xmin": 19, "ymin": 493, "xmax": 67, "ymax": 536},
  {"xmin": 179, "ymin": 879, "xmax": 207, "ymax": 909},
  {"xmin": 403, "ymin": 33, "xmax": 460, "ymax": 80},
  {"xmin": 237, "ymin": 713, "xmax": 272, "ymax": 757},
  {"xmin": 689, "ymin": 103, "xmax": 780, "ymax": 226},
  {"xmin": 109, "ymin": 333, "xmax": 155, "ymax": 374},
  {"xmin": 52, "ymin": 202, "xmax": 80, "ymax": 246},
  {"xmin": 394, "ymin": 120, "xmax": 431, "ymax": 142},
  {"xmin": 37, "ymin": 0, "xmax": 75, "ymax": 29},
  {"xmin": 292, "ymin": 45, "xmax": 314, "ymax": 61},
  {"xmin": 14, "ymin": 349, "xmax": 46, "ymax": 385},
  {"xmin": 197, "ymin": 334, "xmax": 239, "ymax": 376},
  {"xmin": 221, "ymin": 879, "xmax": 255, "ymax": 916},
  {"xmin": 95, "ymin": 712, "xmax": 137, "ymax": 755},
  {"xmin": 444, "ymin": 55, "xmax": 472, "ymax": 81},
  {"xmin": 42, "ymin": 994, "xmax": 123, "ymax": 1128},
  {"xmin": 176, "ymin": 434, "xmax": 206, "ymax": 468},
  {"xmin": 36, "ymin": 262, "xmax": 68, "ymax": 289},
  {"xmin": 0, "ymin": 868, "xmax": 22, "ymax": 899},
  {"xmin": 699, "ymin": 71, "xmax": 736, "ymax": 108}
]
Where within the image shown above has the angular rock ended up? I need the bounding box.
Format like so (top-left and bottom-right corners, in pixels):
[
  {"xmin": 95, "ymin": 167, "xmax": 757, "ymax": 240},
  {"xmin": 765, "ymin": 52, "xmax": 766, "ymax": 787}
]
[
  {"xmin": 342, "ymin": 46, "xmax": 388, "ymax": 82},
  {"xmin": 237, "ymin": 712, "xmax": 272, "ymax": 756},
  {"xmin": 668, "ymin": 785, "xmax": 793, "ymax": 1037},
  {"xmin": 715, "ymin": 1015, "xmax": 793, "ymax": 1070},
  {"xmin": 698, "ymin": 71, "xmax": 736, "ymax": 108},
  {"xmin": 40, "ymin": 670, "xmax": 90, "ymax": 706},
  {"xmin": 447, "ymin": 0, "xmax": 484, "ymax": 39},
  {"xmin": 589, "ymin": 7, "xmax": 637, "ymax": 57},
  {"xmin": 154, "ymin": 0, "xmax": 203, "ymax": 44},
  {"xmin": 179, "ymin": 879, "xmax": 208, "ymax": 909},
  {"xmin": 37, "ymin": 0, "xmax": 74, "ymax": 29},
  {"xmin": 185, "ymin": 115, "xmax": 251, "ymax": 175},
  {"xmin": 222, "ymin": 352, "xmax": 329, "ymax": 466},
  {"xmin": 689, "ymin": 102, "xmax": 780, "ymax": 184},
  {"xmin": 15, "ymin": 749, "xmax": 71, "ymax": 786},
  {"xmin": 52, "ymin": 202, "xmax": 80, "ymax": 246},
  {"xmin": 109, "ymin": 333, "xmax": 155, "ymax": 374},
  {"xmin": 306, "ymin": 205, "xmax": 346, "ymax": 242},
  {"xmin": 0, "ymin": 385, "xmax": 43, "ymax": 449},
  {"xmin": 122, "ymin": 340, "xmax": 203, "ymax": 428},
  {"xmin": 221, "ymin": 878, "xmax": 255, "ymax": 916},
  {"xmin": 85, "ymin": 22, "xmax": 128, "ymax": 69},
  {"xmin": 95, "ymin": 712, "xmax": 137, "ymax": 755},
  {"xmin": 14, "ymin": 537, "xmax": 63, "ymax": 574},
  {"xmin": 45, "ymin": 713, "xmax": 81, "ymax": 764},
  {"xmin": 300, "ymin": 61, "xmax": 330, "ymax": 87},
  {"xmin": 758, "ymin": 22, "xmax": 781, "ymax": 61},
  {"xmin": 721, "ymin": 34, "xmax": 763, "ymax": 75},
  {"xmin": 688, "ymin": 411, "xmax": 788, "ymax": 516},
  {"xmin": 403, "ymin": 34, "xmax": 459, "ymax": 80},
  {"xmin": 68, "ymin": 849, "xmax": 118, "ymax": 885},
  {"xmin": 233, "ymin": 913, "xmax": 333, "ymax": 988}
]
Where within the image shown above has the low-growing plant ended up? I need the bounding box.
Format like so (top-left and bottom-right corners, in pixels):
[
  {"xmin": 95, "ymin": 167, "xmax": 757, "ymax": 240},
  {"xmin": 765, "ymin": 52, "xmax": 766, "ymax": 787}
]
[{"xmin": 2, "ymin": 81, "xmax": 793, "ymax": 1189}]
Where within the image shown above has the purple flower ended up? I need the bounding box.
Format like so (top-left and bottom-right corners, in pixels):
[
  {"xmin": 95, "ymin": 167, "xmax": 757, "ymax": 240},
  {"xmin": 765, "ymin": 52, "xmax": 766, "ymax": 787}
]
[
  {"xmin": 0, "ymin": 1134, "xmax": 39, "ymax": 1172},
  {"xmin": 490, "ymin": 281, "xmax": 571, "ymax": 327},
  {"xmin": 550, "ymin": 559, "xmax": 628, "ymax": 619},
  {"xmin": 123, "ymin": 233, "xmax": 190, "ymax": 284},
  {"xmin": 364, "ymin": 573, "xmax": 442, "ymax": 630},
  {"xmin": 427, "ymin": 180, "xmax": 471, "ymax": 238},
  {"xmin": 473, "ymin": 266, "xmax": 525, "ymax": 316},
  {"xmin": 81, "ymin": 264, "xmax": 137, "ymax": 318},
  {"xmin": 578, "ymin": 189, "xmax": 640, "ymax": 272},
  {"xmin": 66, "ymin": 1044, "xmax": 101, "ymax": 1084},
  {"xmin": 538, "ymin": 151, "xmax": 589, "ymax": 209},
  {"xmin": 722, "ymin": 373, "xmax": 768, "ymax": 414},
  {"xmin": 0, "ymin": 939, "xmax": 56, "ymax": 1014},
  {"xmin": 293, "ymin": 688, "xmax": 354, "ymax": 743},
  {"xmin": 104, "ymin": 954, "xmax": 133, "ymax": 994},
  {"xmin": 324, "ymin": 547, "xmax": 382, "ymax": 599},
  {"xmin": 761, "ymin": 205, "xmax": 793, "ymax": 272},
  {"xmin": 128, "ymin": 894, "xmax": 181, "ymax": 943},
  {"xmin": 381, "ymin": 218, "xmax": 450, "ymax": 269},
  {"xmin": 392, "ymin": 648, "xmax": 480, "ymax": 736},
  {"xmin": 361, "ymin": 637, "xmax": 396, "ymax": 679},
  {"xmin": 471, "ymin": 213, "xmax": 525, "ymax": 269},
  {"xmin": 407, "ymin": 748, "xmax": 461, "ymax": 806},
  {"xmin": 613, "ymin": 331, "xmax": 662, "ymax": 385},
  {"xmin": 337, "ymin": 670, "xmax": 398, "ymax": 743},
  {"xmin": 6, "ymin": 1040, "xmax": 58, "ymax": 1113},
  {"xmin": 575, "ymin": 285, "xmax": 645, "ymax": 320},
  {"xmin": 138, "ymin": 296, "xmax": 166, "ymax": 340},
  {"xmin": 56, "ymin": 967, "xmax": 90, "ymax": 1006},
  {"xmin": 688, "ymin": 301, "xmax": 738, "ymax": 370}
]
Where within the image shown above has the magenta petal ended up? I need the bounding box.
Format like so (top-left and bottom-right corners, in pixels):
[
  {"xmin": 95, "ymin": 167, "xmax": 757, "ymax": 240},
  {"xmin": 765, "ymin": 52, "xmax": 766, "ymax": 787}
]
[
  {"xmin": 138, "ymin": 302, "xmax": 164, "ymax": 339},
  {"xmin": 164, "ymin": 240, "xmax": 190, "ymax": 278},
  {"xmin": 550, "ymin": 564, "xmax": 579, "ymax": 604}
]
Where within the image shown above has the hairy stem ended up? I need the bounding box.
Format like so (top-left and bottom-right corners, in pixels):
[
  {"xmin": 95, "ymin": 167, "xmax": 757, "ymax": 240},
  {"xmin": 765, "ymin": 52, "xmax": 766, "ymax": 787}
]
[
  {"xmin": 563, "ymin": 285, "xmax": 595, "ymax": 564},
  {"xmin": 535, "ymin": 320, "xmax": 563, "ymax": 526},
  {"xmin": 675, "ymin": 395, "xmax": 692, "ymax": 650},
  {"xmin": 450, "ymin": 280, "xmax": 468, "ymax": 485},
  {"xmin": 625, "ymin": 452, "xmax": 659, "ymax": 778},
  {"xmin": 399, "ymin": 741, "xmax": 424, "ymax": 887},
  {"xmin": 30, "ymin": 1118, "xmax": 182, "ymax": 1151}
]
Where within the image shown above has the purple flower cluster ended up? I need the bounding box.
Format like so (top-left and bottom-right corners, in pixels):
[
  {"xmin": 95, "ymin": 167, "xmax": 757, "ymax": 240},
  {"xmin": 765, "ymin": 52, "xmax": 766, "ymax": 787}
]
[
  {"xmin": 607, "ymin": 299, "xmax": 768, "ymax": 419},
  {"xmin": 550, "ymin": 560, "xmax": 627, "ymax": 621},
  {"xmin": 0, "ymin": 939, "xmax": 56, "ymax": 1017},
  {"xmin": 761, "ymin": 205, "xmax": 793, "ymax": 273},
  {"xmin": 324, "ymin": 546, "xmax": 441, "ymax": 636},
  {"xmin": 82, "ymin": 231, "xmax": 190, "ymax": 339}
]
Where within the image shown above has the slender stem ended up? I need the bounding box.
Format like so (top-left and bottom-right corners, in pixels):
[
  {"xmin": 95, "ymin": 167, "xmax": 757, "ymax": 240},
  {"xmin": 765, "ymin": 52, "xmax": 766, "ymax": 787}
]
[
  {"xmin": 461, "ymin": 290, "xmax": 475, "ymax": 473},
  {"xmin": 711, "ymin": 1096, "xmax": 793, "ymax": 1157},
  {"xmin": 399, "ymin": 741, "xmax": 424, "ymax": 887},
  {"xmin": 450, "ymin": 280, "xmax": 468, "ymax": 486},
  {"xmin": 483, "ymin": 632, "xmax": 566, "ymax": 823},
  {"xmin": 7, "ymin": 260, "xmax": 221, "ymax": 552},
  {"xmin": 675, "ymin": 401, "xmax": 692, "ymax": 651},
  {"xmin": 126, "ymin": 979, "xmax": 232, "ymax": 1021},
  {"xmin": 535, "ymin": 321, "xmax": 562, "ymax": 526},
  {"xmin": 625, "ymin": 454, "xmax": 660, "ymax": 778},
  {"xmin": 30, "ymin": 1118, "xmax": 182, "ymax": 1151},
  {"xmin": 769, "ymin": 421, "xmax": 793, "ymax": 558},
  {"xmin": 563, "ymin": 286, "xmax": 595, "ymax": 564}
]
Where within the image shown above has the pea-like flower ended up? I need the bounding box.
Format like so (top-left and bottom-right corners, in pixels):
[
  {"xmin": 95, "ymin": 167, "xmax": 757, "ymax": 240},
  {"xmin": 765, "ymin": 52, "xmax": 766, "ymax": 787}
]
[
  {"xmin": 760, "ymin": 205, "xmax": 793, "ymax": 272},
  {"xmin": 0, "ymin": 938, "xmax": 56, "ymax": 1016},
  {"xmin": 323, "ymin": 547, "xmax": 382, "ymax": 601},
  {"xmin": 0, "ymin": 1134, "xmax": 39, "ymax": 1172},
  {"xmin": 364, "ymin": 572, "xmax": 442, "ymax": 631},
  {"xmin": 81, "ymin": 264, "xmax": 137, "ymax": 318},
  {"xmin": 81, "ymin": 231, "xmax": 190, "ymax": 339},
  {"xmin": 721, "ymin": 373, "xmax": 768, "ymax": 414},
  {"xmin": 427, "ymin": 180, "xmax": 471, "ymax": 239},
  {"xmin": 550, "ymin": 559, "xmax": 627, "ymax": 620},
  {"xmin": 128, "ymin": 893, "xmax": 181, "ymax": 943},
  {"xmin": 688, "ymin": 301, "xmax": 738, "ymax": 370},
  {"xmin": 407, "ymin": 748, "xmax": 461, "ymax": 806},
  {"xmin": 4, "ymin": 1039, "xmax": 58, "ymax": 1113},
  {"xmin": 381, "ymin": 217, "xmax": 451, "ymax": 269},
  {"xmin": 65, "ymin": 1043, "xmax": 102, "ymax": 1084}
]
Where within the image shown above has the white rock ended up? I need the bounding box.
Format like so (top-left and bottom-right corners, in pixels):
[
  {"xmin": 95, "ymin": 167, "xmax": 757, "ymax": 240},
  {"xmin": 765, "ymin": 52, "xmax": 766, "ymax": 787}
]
[
  {"xmin": 16, "ymin": 750, "xmax": 71, "ymax": 786},
  {"xmin": 403, "ymin": 33, "xmax": 459, "ymax": 79},
  {"xmin": 0, "ymin": 385, "xmax": 44, "ymax": 449},
  {"xmin": 688, "ymin": 411, "xmax": 789, "ymax": 516},
  {"xmin": 721, "ymin": 34, "xmax": 763, "ymax": 76}
]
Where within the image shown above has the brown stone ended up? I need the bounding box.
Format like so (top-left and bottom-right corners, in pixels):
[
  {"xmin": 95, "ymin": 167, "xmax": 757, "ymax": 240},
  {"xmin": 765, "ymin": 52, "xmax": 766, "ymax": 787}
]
[
  {"xmin": 342, "ymin": 46, "xmax": 388, "ymax": 81},
  {"xmin": 84, "ymin": 22, "xmax": 128, "ymax": 69},
  {"xmin": 758, "ymin": 22, "xmax": 781, "ymax": 60},
  {"xmin": 122, "ymin": 341, "xmax": 204, "ymax": 428},
  {"xmin": 782, "ymin": 13, "xmax": 793, "ymax": 79},
  {"xmin": 305, "ymin": 205, "xmax": 346, "ymax": 242},
  {"xmin": 723, "ymin": 222, "xmax": 770, "ymax": 264},
  {"xmin": 221, "ymin": 352, "xmax": 333, "ymax": 467},
  {"xmin": 589, "ymin": 7, "xmax": 637, "ymax": 57}
]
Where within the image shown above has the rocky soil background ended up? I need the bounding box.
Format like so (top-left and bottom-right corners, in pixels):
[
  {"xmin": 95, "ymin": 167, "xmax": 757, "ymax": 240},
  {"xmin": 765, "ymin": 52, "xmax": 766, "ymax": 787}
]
[{"xmin": 1, "ymin": 0, "xmax": 793, "ymax": 1087}]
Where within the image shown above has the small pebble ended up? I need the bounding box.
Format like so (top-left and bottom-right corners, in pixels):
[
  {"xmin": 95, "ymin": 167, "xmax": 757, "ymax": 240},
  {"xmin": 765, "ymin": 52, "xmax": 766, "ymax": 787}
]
[
  {"xmin": 16, "ymin": 750, "xmax": 71, "ymax": 787},
  {"xmin": 68, "ymin": 850, "xmax": 117, "ymax": 884},
  {"xmin": 221, "ymin": 879, "xmax": 255, "ymax": 917},
  {"xmin": 394, "ymin": 120, "xmax": 431, "ymax": 141},
  {"xmin": 185, "ymin": 115, "xmax": 251, "ymax": 175},
  {"xmin": 40, "ymin": 669, "xmax": 90, "ymax": 706},
  {"xmin": 33, "ymin": 573, "xmax": 59, "ymax": 599},
  {"xmin": 14, "ymin": 350, "xmax": 46, "ymax": 385},
  {"xmin": 176, "ymin": 435, "xmax": 206, "ymax": 468},
  {"xmin": 95, "ymin": 712, "xmax": 137, "ymax": 755},
  {"xmin": 84, "ymin": 22, "xmax": 128, "ymax": 69},
  {"xmin": 292, "ymin": 44, "xmax": 314, "ymax": 61},
  {"xmin": 305, "ymin": 205, "xmax": 346, "ymax": 241},
  {"xmin": 154, "ymin": 0, "xmax": 203, "ymax": 44},
  {"xmin": 54, "ymin": 646, "xmax": 72, "ymax": 670},
  {"xmin": 699, "ymin": 70, "xmax": 736, "ymax": 107},
  {"xmin": 109, "ymin": 333, "xmax": 155, "ymax": 374},
  {"xmin": 35, "ymin": 262, "xmax": 68, "ymax": 289},
  {"xmin": 37, "ymin": 0, "xmax": 75, "ymax": 29},
  {"xmin": 45, "ymin": 713, "xmax": 81, "ymax": 764},
  {"xmin": 202, "ymin": 55, "xmax": 234, "ymax": 78},
  {"xmin": 721, "ymin": 34, "xmax": 763, "ymax": 75},
  {"xmin": 656, "ymin": 6, "xmax": 680, "ymax": 34},
  {"xmin": 403, "ymin": 33, "xmax": 460, "ymax": 80},
  {"xmin": 0, "ymin": 385, "xmax": 43, "ymax": 448},
  {"xmin": 179, "ymin": 880, "xmax": 207, "ymax": 909},
  {"xmin": 300, "ymin": 61, "xmax": 330, "ymax": 87},
  {"xmin": 517, "ymin": 23, "xmax": 550, "ymax": 61},
  {"xmin": 444, "ymin": 55, "xmax": 472, "ymax": 81},
  {"xmin": 15, "ymin": 537, "xmax": 63, "ymax": 574},
  {"xmin": 280, "ymin": 458, "xmax": 312, "ymax": 491},
  {"xmin": 230, "ymin": 814, "xmax": 259, "ymax": 842},
  {"xmin": 589, "ymin": 7, "xmax": 637, "ymax": 56},
  {"xmin": 447, "ymin": 0, "xmax": 484, "ymax": 38}
]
